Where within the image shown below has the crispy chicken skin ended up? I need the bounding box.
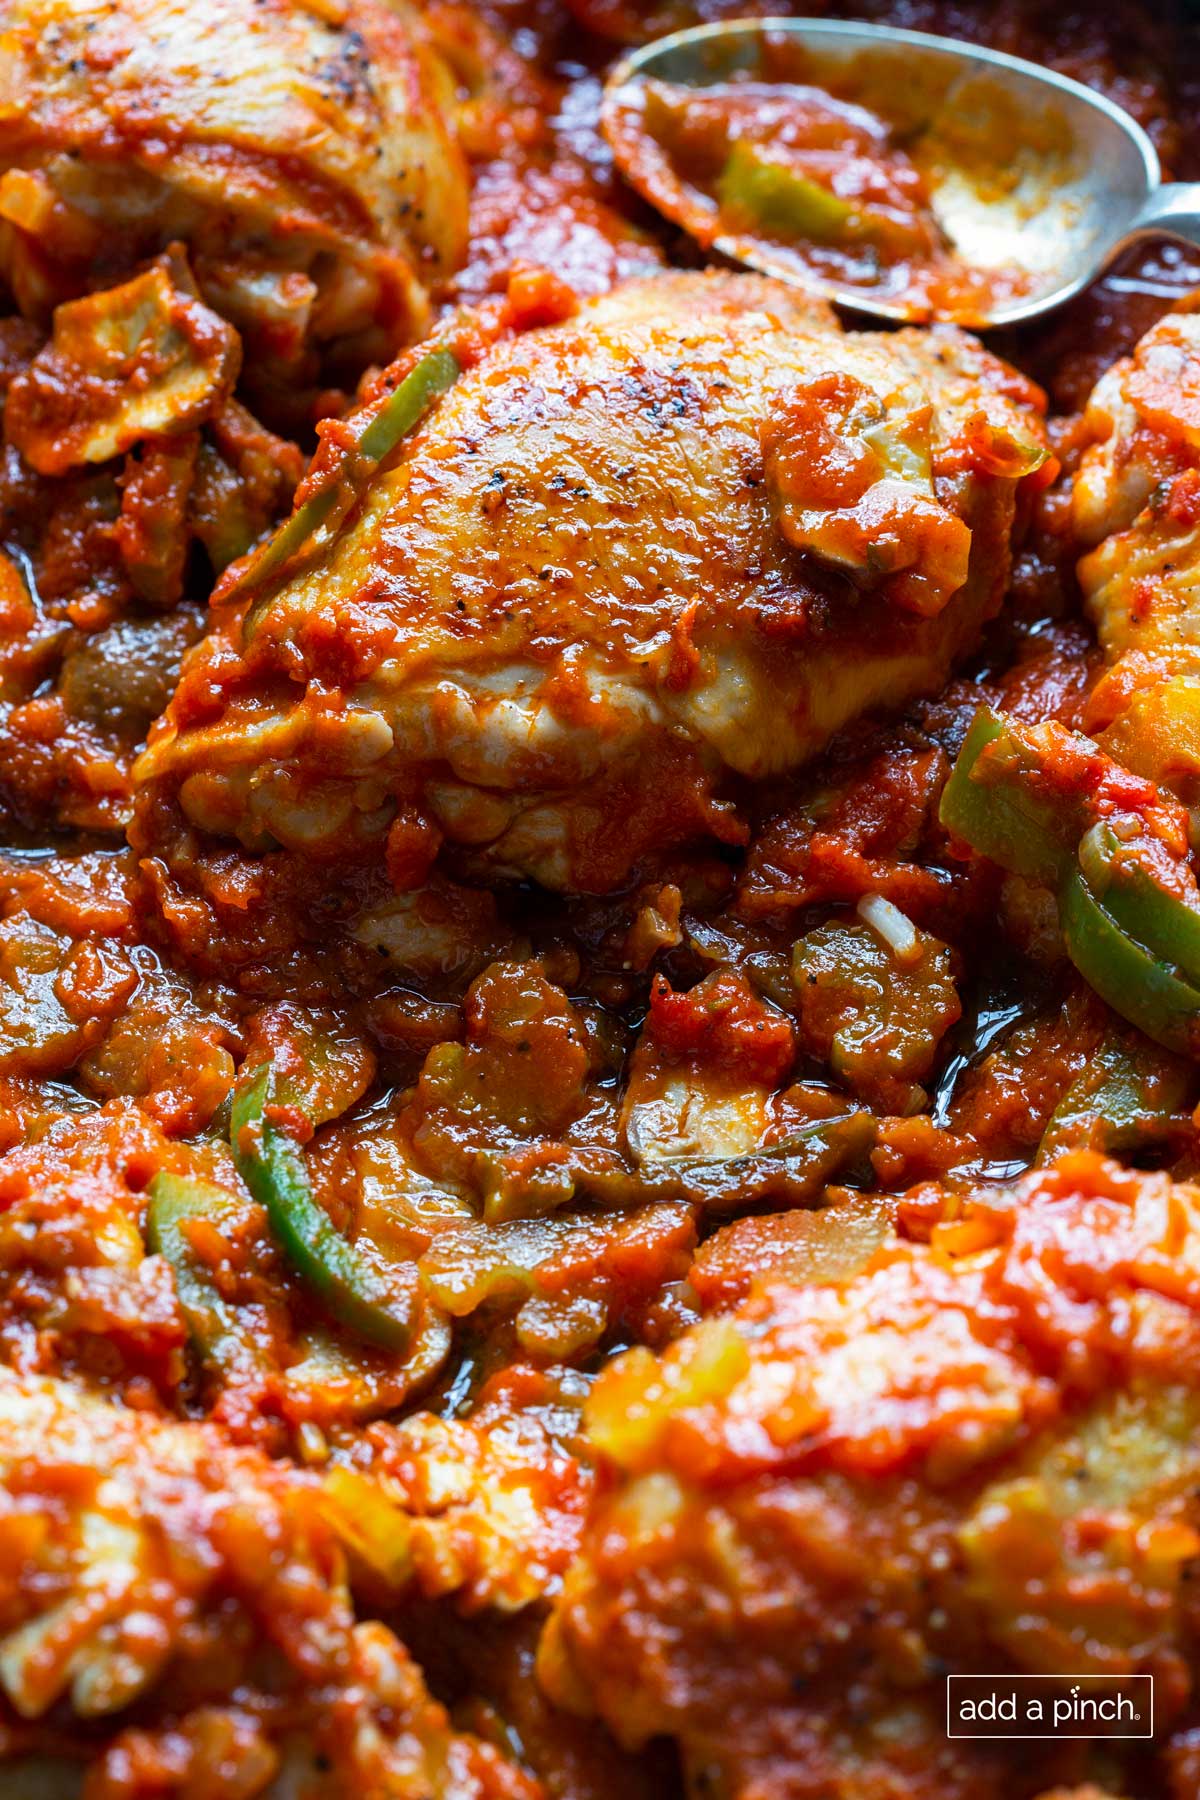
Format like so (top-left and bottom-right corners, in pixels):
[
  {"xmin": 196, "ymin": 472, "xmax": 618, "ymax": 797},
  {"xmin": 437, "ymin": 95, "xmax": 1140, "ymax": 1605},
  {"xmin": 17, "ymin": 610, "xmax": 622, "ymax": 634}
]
[
  {"xmin": 138, "ymin": 270, "xmax": 1050, "ymax": 893},
  {"xmin": 542, "ymin": 1153, "xmax": 1200, "ymax": 1800},
  {"xmin": 0, "ymin": 0, "xmax": 468, "ymax": 398}
]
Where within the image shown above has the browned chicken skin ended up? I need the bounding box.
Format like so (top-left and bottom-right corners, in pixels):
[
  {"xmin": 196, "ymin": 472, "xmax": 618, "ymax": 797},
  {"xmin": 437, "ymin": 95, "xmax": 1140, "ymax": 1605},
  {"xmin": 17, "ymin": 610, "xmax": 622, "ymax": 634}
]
[
  {"xmin": 139, "ymin": 270, "xmax": 1050, "ymax": 893},
  {"xmin": 0, "ymin": 0, "xmax": 469, "ymax": 408}
]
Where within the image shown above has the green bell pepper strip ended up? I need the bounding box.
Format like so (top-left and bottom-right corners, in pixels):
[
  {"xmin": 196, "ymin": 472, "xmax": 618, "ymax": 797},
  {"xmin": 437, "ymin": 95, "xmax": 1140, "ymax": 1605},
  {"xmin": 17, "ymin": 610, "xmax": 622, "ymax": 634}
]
[
  {"xmin": 224, "ymin": 346, "xmax": 459, "ymax": 619},
  {"xmin": 147, "ymin": 1171, "xmax": 265, "ymax": 1374},
  {"xmin": 716, "ymin": 141, "xmax": 863, "ymax": 244},
  {"xmin": 942, "ymin": 706, "xmax": 1200, "ymax": 1053},
  {"xmin": 1036, "ymin": 1033, "xmax": 1190, "ymax": 1163},
  {"xmin": 1059, "ymin": 865, "xmax": 1200, "ymax": 1056},
  {"xmin": 231, "ymin": 1066, "xmax": 418, "ymax": 1353},
  {"xmin": 1078, "ymin": 821, "xmax": 1200, "ymax": 989},
  {"xmin": 938, "ymin": 705, "xmax": 1076, "ymax": 889}
]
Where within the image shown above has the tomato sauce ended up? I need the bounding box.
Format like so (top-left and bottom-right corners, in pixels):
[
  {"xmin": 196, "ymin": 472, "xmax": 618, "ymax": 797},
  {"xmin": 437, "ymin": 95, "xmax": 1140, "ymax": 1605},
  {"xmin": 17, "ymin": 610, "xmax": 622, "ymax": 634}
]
[{"xmin": 2, "ymin": 2, "xmax": 1200, "ymax": 1796}]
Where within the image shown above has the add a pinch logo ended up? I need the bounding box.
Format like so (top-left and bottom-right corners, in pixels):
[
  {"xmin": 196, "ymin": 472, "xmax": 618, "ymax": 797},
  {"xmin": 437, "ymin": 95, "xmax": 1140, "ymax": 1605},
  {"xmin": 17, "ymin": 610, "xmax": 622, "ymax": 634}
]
[{"xmin": 946, "ymin": 1675, "xmax": 1154, "ymax": 1740}]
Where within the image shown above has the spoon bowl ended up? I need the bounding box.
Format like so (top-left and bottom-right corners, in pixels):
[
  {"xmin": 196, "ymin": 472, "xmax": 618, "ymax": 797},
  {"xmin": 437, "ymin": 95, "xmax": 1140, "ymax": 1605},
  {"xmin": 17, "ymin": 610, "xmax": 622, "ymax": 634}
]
[{"xmin": 603, "ymin": 18, "xmax": 1182, "ymax": 327}]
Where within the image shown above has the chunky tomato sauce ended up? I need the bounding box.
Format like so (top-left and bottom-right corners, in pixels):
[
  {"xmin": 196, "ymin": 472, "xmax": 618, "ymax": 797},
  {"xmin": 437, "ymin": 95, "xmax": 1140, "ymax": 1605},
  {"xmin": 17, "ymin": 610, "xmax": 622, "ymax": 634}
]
[
  {"xmin": 606, "ymin": 63, "xmax": 1040, "ymax": 322},
  {"xmin": 3, "ymin": 2, "xmax": 1200, "ymax": 1798}
]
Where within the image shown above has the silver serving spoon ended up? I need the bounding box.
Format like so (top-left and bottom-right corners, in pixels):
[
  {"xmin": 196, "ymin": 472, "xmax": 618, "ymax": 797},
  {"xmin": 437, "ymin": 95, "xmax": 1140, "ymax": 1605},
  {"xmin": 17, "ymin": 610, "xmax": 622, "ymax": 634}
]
[{"xmin": 602, "ymin": 16, "xmax": 1197, "ymax": 328}]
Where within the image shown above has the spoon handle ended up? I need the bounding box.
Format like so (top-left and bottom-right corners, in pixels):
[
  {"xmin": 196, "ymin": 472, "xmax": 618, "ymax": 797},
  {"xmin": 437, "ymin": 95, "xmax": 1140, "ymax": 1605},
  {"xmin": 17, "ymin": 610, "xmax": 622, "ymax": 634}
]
[{"xmin": 1118, "ymin": 183, "xmax": 1200, "ymax": 255}]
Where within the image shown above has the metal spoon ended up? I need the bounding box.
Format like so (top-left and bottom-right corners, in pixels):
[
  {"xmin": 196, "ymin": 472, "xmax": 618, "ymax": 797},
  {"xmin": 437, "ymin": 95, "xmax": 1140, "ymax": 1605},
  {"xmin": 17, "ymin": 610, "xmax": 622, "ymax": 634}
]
[{"xmin": 602, "ymin": 17, "xmax": 1195, "ymax": 328}]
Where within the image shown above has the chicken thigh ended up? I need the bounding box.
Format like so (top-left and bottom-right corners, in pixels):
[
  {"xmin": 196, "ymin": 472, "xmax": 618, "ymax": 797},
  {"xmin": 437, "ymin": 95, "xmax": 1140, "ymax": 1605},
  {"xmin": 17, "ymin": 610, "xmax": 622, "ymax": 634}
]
[
  {"xmin": 543, "ymin": 1154, "xmax": 1200, "ymax": 1799},
  {"xmin": 1073, "ymin": 302, "xmax": 1200, "ymax": 817},
  {"xmin": 139, "ymin": 270, "xmax": 1051, "ymax": 893},
  {"xmin": 0, "ymin": 0, "xmax": 468, "ymax": 399}
]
